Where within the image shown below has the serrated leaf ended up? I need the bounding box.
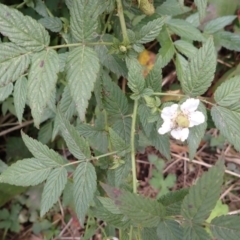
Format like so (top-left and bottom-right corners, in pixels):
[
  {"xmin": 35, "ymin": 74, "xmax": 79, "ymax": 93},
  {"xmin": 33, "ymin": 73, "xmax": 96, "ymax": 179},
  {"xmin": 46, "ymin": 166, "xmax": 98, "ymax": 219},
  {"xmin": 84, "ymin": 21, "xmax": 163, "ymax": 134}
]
[
  {"xmin": 21, "ymin": 132, "xmax": 65, "ymax": 167},
  {"xmin": 73, "ymin": 162, "xmax": 97, "ymax": 224},
  {"xmin": 70, "ymin": 0, "xmax": 99, "ymax": 42},
  {"xmin": 211, "ymin": 106, "xmax": 240, "ymax": 151},
  {"xmin": 33, "ymin": 0, "xmax": 48, "ymax": 17},
  {"xmin": 181, "ymin": 38, "xmax": 216, "ymax": 97},
  {"xmin": 58, "ymin": 52, "xmax": 68, "ymax": 72},
  {"xmin": 141, "ymin": 227, "xmax": 159, "ymax": 240},
  {"xmin": 174, "ymin": 40, "xmax": 197, "ymax": 58},
  {"xmin": 28, "ymin": 49, "xmax": 59, "ymax": 127},
  {"xmin": 159, "ymin": 188, "xmax": 189, "ymax": 216},
  {"xmin": 214, "ymin": 76, "xmax": 240, "ymax": 106},
  {"xmin": 187, "ymin": 102, "xmax": 207, "ymax": 160},
  {"xmin": 0, "ymin": 158, "xmax": 51, "ymax": 186},
  {"xmin": 102, "ymin": 72, "xmax": 128, "ymax": 116},
  {"xmin": 66, "ymin": 46, "xmax": 100, "ymax": 121},
  {"xmin": 183, "ymin": 224, "xmax": 211, "ymax": 240},
  {"xmin": 101, "ymin": 184, "xmax": 166, "ymax": 228},
  {"xmin": 138, "ymin": 104, "xmax": 154, "ymax": 137},
  {"xmin": 204, "ymin": 16, "xmax": 237, "ymax": 34},
  {"xmin": 40, "ymin": 167, "xmax": 68, "ymax": 216},
  {"xmin": 126, "ymin": 57, "xmax": 145, "ymax": 95},
  {"xmin": 210, "ymin": 215, "xmax": 240, "ymax": 239},
  {"xmin": 194, "ymin": 0, "xmax": 207, "ymax": 21},
  {"xmin": 156, "ymin": 0, "xmax": 191, "ymax": 16},
  {"xmin": 0, "ymin": 3, "xmax": 50, "ymax": 51},
  {"xmin": 0, "ymin": 83, "xmax": 13, "ymax": 102},
  {"xmin": 215, "ymin": 31, "xmax": 240, "ymax": 52},
  {"xmin": 158, "ymin": 27, "xmax": 175, "ymax": 67},
  {"xmin": 112, "ymin": 117, "xmax": 132, "ymax": 144},
  {"xmin": 77, "ymin": 124, "xmax": 108, "ymax": 153},
  {"xmin": 38, "ymin": 121, "xmax": 53, "ymax": 144},
  {"xmin": 166, "ymin": 19, "xmax": 205, "ymax": 41},
  {"xmin": 0, "ymin": 43, "xmax": 30, "ymax": 86},
  {"xmin": 181, "ymin": 160, "xmax": 224, "ymax": 223},
  {"xmin": 151, "ymin": 123, "xmax": 170, "ymax": 160},
  {"xmin": 58, "ymin": 110, "xmax": 91, "ymax": 160},
  {"xmin": 98, "ymin": 197, "xmax": 121, "ymax": 214},
  {"xmin": 157, "ymin": 220, "xmax": 183, "ymax": 240},
  {"xmin": 175, "ymin": 53, "xmax": 188, "ymax": 83},
  {"xmin": 109, "ymin": 128, "xmax": 128, "ymax": 154},
  {"xmin": 135, "ymin": 17, "xmax": 164, "ymax": 44},
  {"xmin": 39, "ymin": 17, "xmax": 63, "ymax": 32},
  {"xmin": 13, "ymin": 76, "xmax": 27, "ymax": 123},
  {"xmin": 145, "ymin": 54, "xmax": 162, "ymax": 92}
]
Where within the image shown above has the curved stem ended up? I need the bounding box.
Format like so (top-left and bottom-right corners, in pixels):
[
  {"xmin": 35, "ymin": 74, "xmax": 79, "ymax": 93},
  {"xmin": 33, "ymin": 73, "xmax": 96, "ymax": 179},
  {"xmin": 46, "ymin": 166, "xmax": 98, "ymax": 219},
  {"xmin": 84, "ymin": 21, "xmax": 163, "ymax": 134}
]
[
  {"xmin": 131, "ymin": 100, "xmax": 138, "ymax": 194},
  {"xmin": 116, "ymin": 0, "xmax": 129, "ymax": 44}
]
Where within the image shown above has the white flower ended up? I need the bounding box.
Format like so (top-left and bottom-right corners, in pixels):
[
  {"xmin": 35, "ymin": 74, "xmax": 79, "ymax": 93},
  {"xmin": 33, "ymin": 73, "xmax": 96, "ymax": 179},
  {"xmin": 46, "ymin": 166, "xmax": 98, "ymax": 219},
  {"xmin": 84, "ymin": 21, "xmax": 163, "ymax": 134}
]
[{"xmin": 158, "ymin": 98, "xmax": 205, "ymax": 141}]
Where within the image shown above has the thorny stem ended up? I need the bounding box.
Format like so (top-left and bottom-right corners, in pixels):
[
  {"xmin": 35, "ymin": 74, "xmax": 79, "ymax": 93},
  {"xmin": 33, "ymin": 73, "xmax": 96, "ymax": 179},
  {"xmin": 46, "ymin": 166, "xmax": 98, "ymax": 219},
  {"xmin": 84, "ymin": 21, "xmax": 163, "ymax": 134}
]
[
  {"xmin": 116, "ymin": 0, "xmax": 130, "ymax": 44},
  {"xmin": 62, "ymin": 151, "xmax": 118, "ymax": 167},
  {"xmin": 153, "ymin": 92, "xmax": 216, "ymax": 106},
  {"xmin": 48, "ymin": 41, "xmax": 112, "ymax": 50}
]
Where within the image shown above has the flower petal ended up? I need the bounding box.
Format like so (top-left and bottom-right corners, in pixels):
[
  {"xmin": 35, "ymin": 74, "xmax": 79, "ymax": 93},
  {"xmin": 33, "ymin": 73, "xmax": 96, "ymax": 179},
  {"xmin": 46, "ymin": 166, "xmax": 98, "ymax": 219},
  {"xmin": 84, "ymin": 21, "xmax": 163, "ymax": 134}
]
[
  {"xmin": 161, "ymin": 104, "xmax": 178, "ymax": 121},
  {"xmin": 189, "ymin": 111, "xmax": 205, "ymax": 127},
  {"xmin": 158, "ymin": 121, "xmax": 172, "ymax": 134},
  {"xmin": 180, "ymin": 98, "xmax": 200, "ymax": 114},
  {"xmin": 171, "ymin": 128, "xmax": 189, "ymax": 141}
]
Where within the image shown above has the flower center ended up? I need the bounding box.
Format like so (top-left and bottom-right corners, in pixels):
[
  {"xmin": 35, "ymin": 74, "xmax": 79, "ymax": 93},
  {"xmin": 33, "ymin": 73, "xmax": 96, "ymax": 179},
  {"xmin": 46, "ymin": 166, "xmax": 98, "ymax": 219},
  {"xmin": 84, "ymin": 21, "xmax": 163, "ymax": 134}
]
[{"xmin": 175, "ymin": 113, "xmax": 189, "ymax": 128}]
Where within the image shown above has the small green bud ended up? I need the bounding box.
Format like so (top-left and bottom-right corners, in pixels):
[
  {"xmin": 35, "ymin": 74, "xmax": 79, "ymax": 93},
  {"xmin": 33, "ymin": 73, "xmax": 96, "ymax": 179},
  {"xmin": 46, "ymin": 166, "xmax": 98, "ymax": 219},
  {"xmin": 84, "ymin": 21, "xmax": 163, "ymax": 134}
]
[{"xmin": 119, "ymin": 45, "xmax": 127, "ymax": 52}]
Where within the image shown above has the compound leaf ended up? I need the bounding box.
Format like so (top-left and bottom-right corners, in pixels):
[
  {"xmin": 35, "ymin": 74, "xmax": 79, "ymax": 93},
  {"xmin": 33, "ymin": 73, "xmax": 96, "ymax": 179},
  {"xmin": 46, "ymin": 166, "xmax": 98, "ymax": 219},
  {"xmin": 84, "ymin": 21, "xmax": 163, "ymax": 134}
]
[
  {"xmin": 0, "ymin": 158, "xmax": 51, "ymax": 186},
  {"xmin": 38, "ymin": 17, "xmax": 63, "ymax": 32},
  {"xmin": 0, "ymin": 3, "xmax": 50, "ymax": 51},
  {"xmin": 66, "ymin": 46, "xmax": 100, "ymax": 121},
  {"xmin": 40, "ymin": 167, "xmax": 68, "ymax": 216},
  {"xmin": 73, "ymin": 162, "xmax": 97, "ymax": 224},
  {"xmin": 157, "ymin": 220, "xmax": 183, "ymax": 240},
  {"xmin": 0, "ymin": 83, "xmax": 13, "ymax": 102},
  {"xmin": 28, "ymin": 49, "xmax": 59, "ymax": 127}
]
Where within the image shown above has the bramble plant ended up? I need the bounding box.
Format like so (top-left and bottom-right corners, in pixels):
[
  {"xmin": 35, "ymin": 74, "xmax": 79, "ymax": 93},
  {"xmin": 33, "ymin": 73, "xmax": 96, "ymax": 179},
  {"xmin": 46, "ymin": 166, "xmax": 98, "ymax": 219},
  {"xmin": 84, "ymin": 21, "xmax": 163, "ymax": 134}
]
[{"xmin": 0, "ymin": 0, "xmax": 240, "ymax": 239}]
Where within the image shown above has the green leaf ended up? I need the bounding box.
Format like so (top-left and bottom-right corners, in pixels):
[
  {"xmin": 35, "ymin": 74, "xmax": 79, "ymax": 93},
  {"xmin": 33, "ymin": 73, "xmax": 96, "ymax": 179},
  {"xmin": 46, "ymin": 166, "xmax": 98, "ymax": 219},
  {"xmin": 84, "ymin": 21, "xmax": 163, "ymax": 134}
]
[
  {"xmin": 70, "ymin": 0, "xmax": 99, "ymax": 42},
  {"xmin": 66, "ymin": 46, "xmax": 100, "ymax": 121},
  {"xmin": 0, "ymin": 158, "xmax": 51, "ymax": 186},
  {"xmin": 159, "ymin": 188, "xmax": 189, "ymax": 216},
  {"xmin": 57, "ymin": 110, "xmax": 91, "ymax": 160},
  {"xmin": 38, "ymin": 17, "xmax": 63, "ymax": 32},
  {"xmin": 21, "ymin": 132, "xmax": 65, "ymax": 167},
  {"xmin": 141, "ymin": 227, "xmax": 158, "ymax": 240},
  {"xmin": 33, "ymin": 0, "xmax": 48, "ymax": 17},
  {"xmin": 181, "ymin": 38, "xmax": 216, "ymax": 97},
  {"xmin": 98, "ymin": 197, "xmax": 121, "ymax": 214},
  {"xmin": 214, "ymin": 76, "xmax": 240, "ymax": 107},
  {"xmin": 73, "ymin": 162, "xmax": 97, "ymax": 224},
  {"xmin": 109, "ymin": 128, "xmax": 128, "ymax": 153},
  {"xmin": 166, "ymin": 19, "xmax": 205, "ymax": 41},
  {"xmin": 126, "ymin": 57, "xmax": 145, "ymax": 95},
  {"xmin": 0, "ymin": 3, "xmax": 50, "ymax": 51},
  {"xmin": 38, "ymin": 121, "xmax": 53, "ymax": 144},
  {"xmin": 156, "ymin": 0, "xmax": 191, "ymax": 16},
  {"xmin": 194, "ymin": 0, "xmax": 207, "ymax": 21},
  {"xmin": 112, "ymin": 117, "xmax": 132, "ymax": 144},
  {"xmin": 187, "ymin": 102, "xmax": 207, "ymax": 160},
  {"xmin": 181, "ymin": 160, "xmax": 224, "ymax": 223},
  {"xmin": 183, "ymin": 224, "xmax": 211, "ymax": 240},
  {"xmin": 157, "ymin": 220, "xmax": 183, "ymax": 240},
  {"xmin": 210, "ymin": 215, "xmax": 240, "ymax": 239},
  {"xmin": 28, "ymin": 49, "xmax": 59, "ymax": 127},
  {"xmin": 135, "ymin": 17, "xmax": 164, "ymax": 44},
  {"xmin": 138, "ymin": 104, "xmax": 154, "ymax": 137},
  {"xmin": 145, "ymin": 54, "xmax": 162, "ymax": 92},
  {"xmin": 102, "ymin": 184, "xmax": 166, "ymax": 228},
  {"xmin": 102, "ymin": 72, "xmax": 128, "ymax": 116},
  {"xmin": 174, "ymin": 40, "xmax": 197, "ymax": 58},
  {"xmin": 211, "ymin": 106, "xmax": 240, "ymax": 151},
  {"xmin": 175, "ymin": 53, "xmax": 188, "ymax": 83},
  {"xmin": 13, "ymin": 76, "xmax": 27, "ymax": 123},
  {"xmin": 0, "ymin": 83, "xmax": 13, "ymax": 102},
  {"xmin": 0, "ymin": 43, "xmax": 30, "ymax": 86},
  {"xmin": 204, "ymin": 16, "xmax": 237, "ymax": 34},
  {"xmin": 214, "ymin": 31, "xmax": 240, "ymax": 52},
  {"xmin": 158, "ymin": 27, "xmax": 175, "ymax": 67},
  {"xmin": 40, "ymin": 167, "xmax": 68, "ymax": 217}
]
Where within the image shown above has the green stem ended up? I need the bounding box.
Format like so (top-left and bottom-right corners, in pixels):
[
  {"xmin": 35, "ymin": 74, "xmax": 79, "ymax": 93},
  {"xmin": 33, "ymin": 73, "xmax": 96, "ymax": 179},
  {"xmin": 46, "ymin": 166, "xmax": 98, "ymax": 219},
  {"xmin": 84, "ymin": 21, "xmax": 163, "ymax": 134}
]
[
  {"xmin": 102, "ymin": 12, "xmax": 113, "ymax": 34},
  {"xmin": 131, "ymin": 100, "xmax": 138, "ymax": 194},
  {"xmin": 48, "ymin": 41, "xmax": 112, "ymax": 50},
  {"xmin": 63, "ymin": 151, "xmax": 118, "ymax": 167},
  {"xmin": 116, "ymin": 0, "xmax": 129, "ymax": 44},
  {"xmin": 16, "ymin": 2, "xmax": 26, "ymax": 8},
  {"xmin": 153, "ymin": 92, "xmax": 216, "ymax": 106}
]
